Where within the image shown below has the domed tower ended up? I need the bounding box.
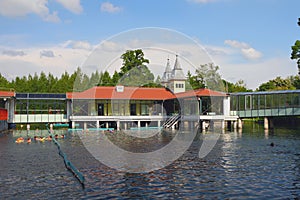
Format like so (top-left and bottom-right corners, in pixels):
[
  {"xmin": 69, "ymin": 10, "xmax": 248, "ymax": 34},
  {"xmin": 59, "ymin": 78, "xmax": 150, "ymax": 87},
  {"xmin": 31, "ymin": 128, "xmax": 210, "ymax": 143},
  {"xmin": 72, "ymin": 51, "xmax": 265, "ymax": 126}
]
[{"xmin": 168, "ymin": 55, "xmax": 186, "ymax": 93}]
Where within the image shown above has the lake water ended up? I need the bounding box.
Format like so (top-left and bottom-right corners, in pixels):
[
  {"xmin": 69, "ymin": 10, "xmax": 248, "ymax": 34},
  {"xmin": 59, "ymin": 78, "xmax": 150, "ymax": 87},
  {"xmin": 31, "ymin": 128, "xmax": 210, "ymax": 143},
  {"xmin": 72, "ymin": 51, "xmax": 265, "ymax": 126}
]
[{"xmin": 0, "ymin": 124, "xmax": 300, "ymax": 199}]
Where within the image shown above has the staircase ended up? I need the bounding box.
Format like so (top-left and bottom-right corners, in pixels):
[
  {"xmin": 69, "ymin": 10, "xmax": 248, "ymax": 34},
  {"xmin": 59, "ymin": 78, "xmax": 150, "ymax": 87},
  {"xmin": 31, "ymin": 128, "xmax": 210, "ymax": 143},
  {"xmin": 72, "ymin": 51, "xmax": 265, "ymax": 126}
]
[{"xmin": 162, "ymin": 114, "xmax": 181, "ymax": 129}]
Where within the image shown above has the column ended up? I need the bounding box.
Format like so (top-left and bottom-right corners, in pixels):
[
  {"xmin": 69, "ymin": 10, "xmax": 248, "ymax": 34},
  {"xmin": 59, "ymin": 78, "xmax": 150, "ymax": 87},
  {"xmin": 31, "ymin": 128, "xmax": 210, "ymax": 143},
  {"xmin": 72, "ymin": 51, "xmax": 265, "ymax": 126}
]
[
  {"xmin": 83, "ymin": 122, "xmax": 87, "ymax": 130},
  {"xmin": 72, "ymin": 121, "xmax": 76, "ymax": 129},
  {"xmin": 221, "ymin": 120, "xmax": 225, "ymax": 130},
  {"xmin": 237, "ymin": 118, "xmax": 243, "ymax": 129},
  {"xmin": 116, "ymin": 120, "xmax": 120, "ymax": 131},
  {"xmin": 264, "ymin": 117, "xmax": 269, "ymax": 130},
  {"xmin": 137, "ymin": 121, "xmax": 141, "ymax": 128},
  {"xmin": 96, "ymin": 120, "xmax": 99, "ymax": 128}
]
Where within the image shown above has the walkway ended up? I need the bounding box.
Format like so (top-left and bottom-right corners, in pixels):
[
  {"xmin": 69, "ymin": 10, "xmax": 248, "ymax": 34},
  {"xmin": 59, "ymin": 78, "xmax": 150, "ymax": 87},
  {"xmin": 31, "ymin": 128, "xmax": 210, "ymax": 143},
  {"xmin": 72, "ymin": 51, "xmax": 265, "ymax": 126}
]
[{"xmin": 230, "ymin": 90, "xmax": 300, "ymax": 118}]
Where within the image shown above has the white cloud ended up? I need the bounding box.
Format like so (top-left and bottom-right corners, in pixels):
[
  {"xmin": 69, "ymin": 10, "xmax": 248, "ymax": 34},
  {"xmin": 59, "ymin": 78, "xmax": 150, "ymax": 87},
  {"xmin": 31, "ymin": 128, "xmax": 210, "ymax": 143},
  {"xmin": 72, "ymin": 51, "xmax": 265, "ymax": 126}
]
[
  {"xmin": 0, "ymin": 0, "xmax": 60, "ymax": 22},
  {"xmin": 55, "ymin": 0, "xmax": 83, "ymax": 14},
  {"xmin": 100, "ymin": 2, "xmax": 122, "ymax": 13},
  {"xmin": 224, "ymin": 40, "xmax": 249, "ymax": 49},
  {"xmin": 62, "ymin": 40, "xmax": 93, "ymax": 50},
  {"xmin": 224, "ymin": 39, "xmax": 262, "ymax": 60},
  {"xmin": 101, "ymin": 41, "xmax": 124, "ymax": 52},
  {"xmin": 241, "ymin": 47, "xmax": 262, "ymax": 60}
]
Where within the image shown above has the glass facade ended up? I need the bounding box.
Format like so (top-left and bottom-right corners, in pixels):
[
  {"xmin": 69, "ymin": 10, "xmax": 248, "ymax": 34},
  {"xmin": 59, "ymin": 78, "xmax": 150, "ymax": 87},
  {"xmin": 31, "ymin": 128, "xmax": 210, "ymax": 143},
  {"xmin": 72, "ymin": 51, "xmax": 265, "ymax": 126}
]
[
  {"xmin": 230, "ymin": 90, "xmax": 300, "ymax": 117},
  {"xmin": 72, "ymin": 99, "xmax": 169, "ymax": 116}
]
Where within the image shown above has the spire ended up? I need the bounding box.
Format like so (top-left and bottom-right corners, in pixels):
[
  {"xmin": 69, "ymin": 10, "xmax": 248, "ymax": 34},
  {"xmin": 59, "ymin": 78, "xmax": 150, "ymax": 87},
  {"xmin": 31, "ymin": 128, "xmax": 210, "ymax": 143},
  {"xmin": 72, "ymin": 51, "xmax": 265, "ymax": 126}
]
[
  {"xmin": 174, "ymin": 55, "xmax": 182, "ymax": 70},
  {"xmin": 161, "ymin": 58, "xmax": 172, "ymax": 84},
  {"xmin": 171, "ymin": 55, "xmax": 185, "ymax": 80}
]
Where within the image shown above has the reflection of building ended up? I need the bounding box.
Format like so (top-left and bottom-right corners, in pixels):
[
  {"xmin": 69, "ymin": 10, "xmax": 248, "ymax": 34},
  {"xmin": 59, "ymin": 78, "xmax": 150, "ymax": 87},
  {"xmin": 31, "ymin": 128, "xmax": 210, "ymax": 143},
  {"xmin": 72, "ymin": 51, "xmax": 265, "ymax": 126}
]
[{"xmin": 161, "ymin": 55, "xmax": 186, "ymax": 93}]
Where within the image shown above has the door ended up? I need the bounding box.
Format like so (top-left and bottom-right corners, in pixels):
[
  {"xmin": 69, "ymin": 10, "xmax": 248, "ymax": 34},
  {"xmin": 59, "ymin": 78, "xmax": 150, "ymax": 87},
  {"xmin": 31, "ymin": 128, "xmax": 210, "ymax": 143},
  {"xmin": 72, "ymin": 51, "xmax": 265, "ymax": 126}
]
[
  {"xmin": 98, "ymin": 103, "xmax": 104, "ymax": 116},
  {"xmin": 130, "ymin": 104, "xmax": 136, "ymax": 115}
]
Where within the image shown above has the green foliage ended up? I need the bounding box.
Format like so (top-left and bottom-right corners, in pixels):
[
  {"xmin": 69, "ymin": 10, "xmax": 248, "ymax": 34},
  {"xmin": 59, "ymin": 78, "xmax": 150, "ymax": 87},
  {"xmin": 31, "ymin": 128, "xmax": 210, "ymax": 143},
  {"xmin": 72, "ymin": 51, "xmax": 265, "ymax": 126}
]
[
  {"xmin": 291, "ymin": 40, "xmax": 300, "ymax": 75},
  {"xmin": 118, "ymin": 65, "xmax": 155, "ymax": 87},
  {"xmin": 223, "ymin": 79, "xmax": 252, "ymax": 93},
  {"xmin": 120, "ymin": 49, "xmax": 149, "ymax": 77},
  {"xmin": 0, "ymin": 73, "xmax": 11, "ymax": 90},
  {"xmin": 186, "ymin": 70, "xmax": 205, "ymax": 90},
  {"xmin": 187, "ymin": 63, "xmax": 224, "ymax": 91},
  {"xmin": 291, "ymin": 18, "xmax": 300, "ymax": 75},
  {"xmin": 257, "ymin": 76, "xmax": 296, "ymax": 91},
  {"xmin": 99, "ymin": 71, "xmax": 113, "ymax": 86}
]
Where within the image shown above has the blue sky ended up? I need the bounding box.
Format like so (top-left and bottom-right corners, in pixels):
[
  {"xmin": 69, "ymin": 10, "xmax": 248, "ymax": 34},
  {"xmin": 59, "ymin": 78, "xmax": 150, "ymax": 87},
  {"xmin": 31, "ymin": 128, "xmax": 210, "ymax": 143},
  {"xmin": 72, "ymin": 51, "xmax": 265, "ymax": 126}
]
[{"xmin": 0, "ymin": 0, "xmax": 299, "ymax": 89}]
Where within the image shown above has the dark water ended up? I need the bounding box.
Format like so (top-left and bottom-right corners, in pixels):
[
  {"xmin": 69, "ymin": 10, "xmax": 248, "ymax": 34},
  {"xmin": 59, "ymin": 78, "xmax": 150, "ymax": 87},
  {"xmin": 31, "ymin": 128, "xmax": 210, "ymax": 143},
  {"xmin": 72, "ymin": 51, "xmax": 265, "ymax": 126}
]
[{"xmin": 0, "ymin": 125, "xmax": 300, "ymax": 199}]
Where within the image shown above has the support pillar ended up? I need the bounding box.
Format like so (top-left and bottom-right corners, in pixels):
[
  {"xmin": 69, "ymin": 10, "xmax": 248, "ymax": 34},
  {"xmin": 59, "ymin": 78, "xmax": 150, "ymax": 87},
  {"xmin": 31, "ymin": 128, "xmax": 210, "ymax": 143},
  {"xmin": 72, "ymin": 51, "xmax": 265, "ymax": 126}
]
[
  {"xmin": 137, "ymin": 121, "xmax": 141, "ymax": 128},
  {"xmin": 83, "ymin": 122, "xmax": 87, "ymax": 130},
  {"xmin": 96, "ymin": 120, "xmax": 99, "ymax": 128},
  {"xmin": 124, "ymin": 122, "xmax": 127, "ymax": 130},
  {"xmin": 233, "ymin": 121, "xmax": 237, "ymax": 129},
  {"xmin": 26, "ymin": 124, "xmax": 30, "ymax": 130},
  {"xmin": 221, "ymin": 120, "xmax": 225, "ymax": 130},
  {"xmin": 106, "ymin": 122, "xmax": 109, "ymax": 129},
  {"xmin": 158, "ymin": 120, "xmax": 161, "ymax": 128},
  {"xmin": 264, "ymin": 117, "xmax": 274, "ymax": 130},
  {"xmin": 264, "ymin": 117, "xmax": 269, "ymax": 130},
  {"xmin": 116, "ymin": 121, "xmax": 120, "ymax": 131},
  {"xmin": 72, "ymin": 121, "xmax": 75, "ymax": 129},
  {"xmin": 237, "ymin": 119, "xmax": 243, "ymax": 129}
]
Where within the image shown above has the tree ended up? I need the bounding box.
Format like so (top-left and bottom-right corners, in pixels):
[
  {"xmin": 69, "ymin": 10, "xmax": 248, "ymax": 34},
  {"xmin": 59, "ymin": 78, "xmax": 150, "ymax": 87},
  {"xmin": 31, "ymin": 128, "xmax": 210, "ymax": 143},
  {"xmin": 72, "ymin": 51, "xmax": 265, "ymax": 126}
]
[
  {"xmin": 257, "ymin": 76, "xmax": 296, "ymax": 91},
  {"xmin": 0, "ymin": 73, "xmax": 11, "ymax": 90},
  {"xmin": 187, "ymin": 70, "xmax": 205, "ymax": 90},
  {"xmin": 222, "ymin": 79, "xmax": 251, "ymax": 93},
  {"xmin": 99, "ymin": 71, "xmax": 112, "ymax": 86},
  {"xmin": 111, "ymin": 71, "xmax": 120, "ymax": 86},
  {"xmin": 291, "ymin": 18, "xmax": 300, "ymax": 75},
  {"xmin": 119, "ymin": 49, "xmax": 149, "ymax": 77},
  {"xmin": 187, "ymin": 63, "xmax": 224, "ymax": 91},
  {"xmin": 118, "ymin": 65, "xmax": 155, "ymax": 87}
]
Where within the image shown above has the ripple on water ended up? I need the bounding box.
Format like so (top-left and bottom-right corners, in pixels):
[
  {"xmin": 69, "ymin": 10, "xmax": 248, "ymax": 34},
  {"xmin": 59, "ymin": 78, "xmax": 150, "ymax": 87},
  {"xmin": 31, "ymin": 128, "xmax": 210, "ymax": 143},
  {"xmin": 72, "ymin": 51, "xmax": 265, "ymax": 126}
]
[{"xmin": 1, "ymin": 129, "xmax": 300, "ymax": 199}]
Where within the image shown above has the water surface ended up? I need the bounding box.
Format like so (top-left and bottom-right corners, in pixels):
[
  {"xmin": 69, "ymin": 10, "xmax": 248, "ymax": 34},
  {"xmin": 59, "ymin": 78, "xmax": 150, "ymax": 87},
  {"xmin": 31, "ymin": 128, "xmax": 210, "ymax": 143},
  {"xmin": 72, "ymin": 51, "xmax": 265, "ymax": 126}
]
[{"xmin": 0, "ymin": 125, "xmax": 299, "ymax": 199}]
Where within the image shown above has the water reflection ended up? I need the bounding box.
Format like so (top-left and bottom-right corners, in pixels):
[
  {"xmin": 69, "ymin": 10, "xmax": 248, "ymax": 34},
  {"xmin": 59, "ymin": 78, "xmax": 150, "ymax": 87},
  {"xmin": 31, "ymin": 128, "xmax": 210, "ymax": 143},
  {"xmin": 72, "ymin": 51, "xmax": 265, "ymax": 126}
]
[{"xmin": 0, "ymin": 126, "xmax": 300, "ymax": 199}]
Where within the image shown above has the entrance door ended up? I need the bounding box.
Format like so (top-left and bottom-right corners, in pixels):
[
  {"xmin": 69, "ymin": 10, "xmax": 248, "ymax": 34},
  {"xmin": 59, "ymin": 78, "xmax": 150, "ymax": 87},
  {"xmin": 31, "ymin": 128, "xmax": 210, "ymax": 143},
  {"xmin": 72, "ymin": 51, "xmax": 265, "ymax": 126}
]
[
  {"xmin": 130, "ymin": 104, "xmax": 136, "ymax": 115},
  {"xmin": 98, "ymin": 103, "xmax": 104, "ymax": 116}
]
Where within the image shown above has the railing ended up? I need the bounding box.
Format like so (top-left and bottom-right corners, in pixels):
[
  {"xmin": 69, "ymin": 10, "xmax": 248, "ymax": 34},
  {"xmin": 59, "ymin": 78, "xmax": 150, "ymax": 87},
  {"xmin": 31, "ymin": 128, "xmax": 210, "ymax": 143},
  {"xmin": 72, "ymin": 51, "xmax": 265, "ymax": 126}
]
[
  {"xmin": 162, "ymin": 114, "xmax": 181, "ymax": 129},
  {"xmin": 13, "ymin": 114, "xmax": 68, "ymax": 123}
]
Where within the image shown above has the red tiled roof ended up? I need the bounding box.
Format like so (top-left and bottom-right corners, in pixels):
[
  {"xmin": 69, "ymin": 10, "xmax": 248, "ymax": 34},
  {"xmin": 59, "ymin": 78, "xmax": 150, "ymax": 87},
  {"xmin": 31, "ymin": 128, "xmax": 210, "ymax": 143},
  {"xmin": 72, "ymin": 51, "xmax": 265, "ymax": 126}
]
[
  {"xmin": 175, "ymin": 88, "xmax": 227, "ymax": 98},
  {"xmin": 0, "ymin": 90, "xmax": 15, "ymax": 97},
  {"xmin": 67, "ymin": 86, "xmax": 176, "ymax": 100},
  {"xmin": 67, "ymin": 86, "xmax": 226, "ymax": 100}
]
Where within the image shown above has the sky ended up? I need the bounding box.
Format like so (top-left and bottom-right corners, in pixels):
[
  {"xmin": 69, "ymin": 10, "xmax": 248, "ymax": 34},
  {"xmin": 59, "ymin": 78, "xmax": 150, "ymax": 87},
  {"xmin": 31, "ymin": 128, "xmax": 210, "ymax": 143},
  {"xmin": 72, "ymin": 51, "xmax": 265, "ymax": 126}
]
[{"xmin": 0, "ymin": 0, "xmax": 299, "ymax": 90}]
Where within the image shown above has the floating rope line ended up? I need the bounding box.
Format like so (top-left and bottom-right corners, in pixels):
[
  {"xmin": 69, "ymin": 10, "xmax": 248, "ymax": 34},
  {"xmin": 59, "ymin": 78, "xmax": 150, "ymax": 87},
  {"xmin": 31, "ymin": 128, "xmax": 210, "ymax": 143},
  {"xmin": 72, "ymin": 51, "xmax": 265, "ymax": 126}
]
[{"xmin": 45, "ymin": 124, "xmax": 85, "ymax": 186}]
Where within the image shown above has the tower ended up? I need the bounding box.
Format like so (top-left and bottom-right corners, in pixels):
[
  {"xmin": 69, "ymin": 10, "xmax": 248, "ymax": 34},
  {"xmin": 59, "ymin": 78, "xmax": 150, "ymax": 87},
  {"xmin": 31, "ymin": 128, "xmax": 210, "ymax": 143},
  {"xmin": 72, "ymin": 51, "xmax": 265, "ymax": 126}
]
[
  {"xmin": 161, "ymin": 58, "xmax": 172, "ymax": 87},
  {"xmin": 168, "ymin": 55, "xmax": 186, "ymax": 93}
]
